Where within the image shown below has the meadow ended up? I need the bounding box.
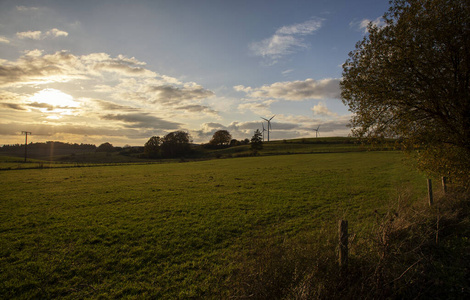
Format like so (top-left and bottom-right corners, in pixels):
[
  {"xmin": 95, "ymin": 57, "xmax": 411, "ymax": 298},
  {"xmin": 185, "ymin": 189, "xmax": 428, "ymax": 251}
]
[{"xmin": 0, "ymin": 151, "xmax": 427, "ymax": 298}]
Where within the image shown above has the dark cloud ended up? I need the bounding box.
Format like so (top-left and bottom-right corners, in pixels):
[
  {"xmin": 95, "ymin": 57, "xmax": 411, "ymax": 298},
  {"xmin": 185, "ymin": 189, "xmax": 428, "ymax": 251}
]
[
  {"xmin": 28, "ymin": 102, "xmax": 55, "ymax": 111},
  {"xmin": 176, "ymin": 104, "xmax": 218, "ymax": 115},
  {"xmin": 94, "ymin": 100, "xmax": 139, "ymax": 111},
  {"xmin": 147, "ymin": 85, "xmax": 214, "ymax": 104},
  {"xmin": 0, "ymin": 102, "xmax": 26, "ymax": 110},
  {"xmin": 101, "ymin": 113, "xmax": 181, "ymax": 130}
]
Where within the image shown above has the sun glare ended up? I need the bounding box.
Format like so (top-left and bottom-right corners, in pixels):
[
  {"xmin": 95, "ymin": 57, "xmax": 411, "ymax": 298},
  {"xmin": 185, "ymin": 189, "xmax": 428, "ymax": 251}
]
[
  {"xmin": 29, "ymin": 89, "xmax": 80, "ymax": 118},
  {"xmin": 30, "ymin": 88, "xmax": 78, "ymax": 108}
]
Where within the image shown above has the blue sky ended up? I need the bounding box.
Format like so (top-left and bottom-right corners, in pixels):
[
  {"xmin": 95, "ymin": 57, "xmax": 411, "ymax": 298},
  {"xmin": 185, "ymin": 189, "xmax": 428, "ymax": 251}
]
[{"xmin": 0, "ymin": 0, "xmax": 390, "ymax": 145}]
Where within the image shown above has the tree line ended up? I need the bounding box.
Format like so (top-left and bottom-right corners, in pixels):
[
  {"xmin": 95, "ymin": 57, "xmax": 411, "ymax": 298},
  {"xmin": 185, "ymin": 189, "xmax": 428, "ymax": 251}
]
[
  {"xmin": 1, "ymin": 141, "xmax": 96, "ymax": 151},
  {"xmin": 143, "ymin": 129, "xmax": 262, "ymax": 158}
]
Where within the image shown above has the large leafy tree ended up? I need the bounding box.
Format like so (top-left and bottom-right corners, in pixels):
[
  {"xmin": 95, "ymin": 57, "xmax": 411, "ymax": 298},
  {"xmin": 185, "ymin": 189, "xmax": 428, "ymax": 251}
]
[
  {"xmin": 96, "ymin": 142, "xmax": 115, "ymax": 153},
  {"xmin": 210, "ymin": 130, "xmax": 232, "ymax": 146},
  {"xmin": 341, "ymin": 0, "xmax": 470, "ymax": 183},
  {"xmin": 161, "ymin": 131, "xmax": 192, "ymax": 158},
  {"xmin": 144, "ymin": 136, "xmax": 162, "ymax": 158}
]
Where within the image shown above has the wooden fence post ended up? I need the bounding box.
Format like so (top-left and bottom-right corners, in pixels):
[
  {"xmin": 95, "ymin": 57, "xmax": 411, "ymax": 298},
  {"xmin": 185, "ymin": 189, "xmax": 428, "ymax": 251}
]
[
  {"xmin": 427, "ymin": 179, "xmax": 433, "ymax": 206},
  {"xmin": 442, "ymin": 177, "xmax": 447, "ymax": 194},
  {"xmin": 339, "ymin": 220, "xmax": 348, "ymax": 268}
]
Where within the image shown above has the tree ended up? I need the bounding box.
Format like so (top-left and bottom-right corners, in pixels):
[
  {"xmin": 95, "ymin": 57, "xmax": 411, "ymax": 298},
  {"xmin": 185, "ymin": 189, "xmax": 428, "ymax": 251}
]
[
  {"xmin": 341, "ymin": 0, "xmax": 470, "ymax": 184},
  {"xmin": 161, "ymin": 131, "xmax": 192, "ymax": 158},
  {"xmin": 210, "ymin": 130, "xmax": 232, "ymax": 147},
  {"xmin": 250, "ymin": 129, "xmax": 263, "ymax": 154},
  {"xmin": 230, "ymin": 139, "xmax": 241, "ymax": 147},
  {"xmin": 144, "ymin": 136, "xmax": 162, "ymax": 158},
  {"xmin": 96, "ymin": 142, "xmax": 114, "ymax": 153}
]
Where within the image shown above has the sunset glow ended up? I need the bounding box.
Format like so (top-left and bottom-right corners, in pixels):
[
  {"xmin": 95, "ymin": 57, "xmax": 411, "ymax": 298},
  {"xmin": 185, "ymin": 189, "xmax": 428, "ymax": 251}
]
[{"xmin": 0, "ymin": 0, "xmax": 390, "ymax": 146}]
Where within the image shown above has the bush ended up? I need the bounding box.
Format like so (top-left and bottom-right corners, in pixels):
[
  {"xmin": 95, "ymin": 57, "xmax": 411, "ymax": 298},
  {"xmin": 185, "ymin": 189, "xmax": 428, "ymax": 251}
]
[{"xmin": 228, "ymin": 188, "xmax": 470, "ymax": 299}]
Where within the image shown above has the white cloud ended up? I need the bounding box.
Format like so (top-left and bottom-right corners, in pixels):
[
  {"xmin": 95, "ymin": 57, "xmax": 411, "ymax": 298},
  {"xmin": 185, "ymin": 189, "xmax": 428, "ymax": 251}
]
[
  {"xmin": 250, "ymin": 18, "xmax": 323, "ymax": 63},
  {"xmin": 282, "ymin": 69, "xmax": 294, "ymax": 75},
  {"xmin": 46, "ymin": 28, "xmax": 68, "ymax": 38},
  {"xmin": 0, "ymin": 36, "xmax": 10, "ymax": 44},
  {"xmin": 238, "ymin": 99, "xmax": 277, "ymax": 116},
  {"xmin": 17, "ymin": 30, "xmax": 42, "ymax": 40},
  {"xmin": 312, "ymin": 102, "xmax": 338, "ymax": 117},
  {"xmin": 351, "ymin": 17, "xmax": 385, "ymax": 33},
  {"xmin": 16, "ymin": 6, "xmax": 40, "ymax": 11},
  {"xmin": 276, "ymin": 19, "xmax": 323, "ymax": 35},
  {"xmin": 16, "ymin": 28, "xmax": 69, "ymax": 40},
  {"xmin": 235, "ymin": 78, "xmax": 341, "ymax": 101}
]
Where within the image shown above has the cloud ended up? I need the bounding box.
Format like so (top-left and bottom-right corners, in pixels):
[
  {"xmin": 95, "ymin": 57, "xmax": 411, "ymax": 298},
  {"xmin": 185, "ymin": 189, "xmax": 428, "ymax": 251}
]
[
  {"xmin": 238, "ymin": 99, "xmax": 277, "ymax": 115},
  {"xmin": 0, "ymin": 50, "xmax": 88, "ymax": 87},
  {"xmin": 0, "ymin": 50, "xmax": 208, "ymax": 95},
  {"xmin": 46, "ymin": 28, "xmax": 68, "ymax": 38},
  {"xmin": 16, "ymin": 28, "xmax": 68, "ymax": 40},
  {"xmin": 235, "ymin": 78, "xmax": 341, "ymax": 101},
  {"xmin": 0, "ymin": 103, "xmax": 26, "ymax": 110},
  {"xmin": 91, "ymin": 54, "xmax": 156, "ymax": 77},
  {"xmin": 282, "ymin": 69, "xmax": 294, "ymax": 75},
  {"xmin": 176, "ymin": 104, "xmax": 218, "ymax": 115},
  {"xmin": 0, "ymin": 121, "xmax": 155, "ymax": 140},
  {"xmin": 28, "ymin": 102, "xmax": 55, "ymax": 111},
  {"xmin": 146, "ymin": 85, "xmax": 214, "ymax": 104},
  {"xmin": 250, "ymin": 18, "xmax": 323, "ymax": 62},
  {"xmin": 312, "ymin": 102, "xmax": 338, "ymax": 117},
  {"xmin": 101, "ymin": 113, "xmax": 181, "ymax": 130},
  {"xmin": 17, "ymin": 30, "xmax": 42, "ymax": 40},
  {"xmin": 16, "ymin": 6, "xmax": 40, "ymax": 11},
  {"xmin": 0, "ymin": 50, "xmax": 217, "ymax": 143},
  {"xmin": 276, "ymin": 19, "xmax": 323, "ymax": 35},
  {"xmin": 351, "ymin": 17, "xmax": 385, "ymax": 33},
  {"xmin": 0, "ymin": 36, "xmax": 10, "ymax": 44},
  {"xmin": 93, "ymin": 100, "xmax": 139, "ymax": 112}
]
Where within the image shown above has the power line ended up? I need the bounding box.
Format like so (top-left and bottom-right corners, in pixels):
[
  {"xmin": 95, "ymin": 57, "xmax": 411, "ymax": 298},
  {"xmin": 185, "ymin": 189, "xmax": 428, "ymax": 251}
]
[{"xmin": 21, "ymin": 131, "xmax": 32, "ymax": 162}]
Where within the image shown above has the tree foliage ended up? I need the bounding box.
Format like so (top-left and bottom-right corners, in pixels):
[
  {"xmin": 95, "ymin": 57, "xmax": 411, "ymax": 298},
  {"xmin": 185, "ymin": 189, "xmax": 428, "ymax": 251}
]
[
  {"xmin": 144, "ymin": 136, "xmax": 162, "ymax": 158},
  {"xmin": 210, "ymin": 130, "xmax": 232, "ymax": 146},
  {"xmin": 250, "ymin": 129, "xmax": 263, "ymax": 154},
  {"xmin": 341, "ymin": 0, "xmax": 470, "ymax": 183},
  {"xmin": 161, "ymin": 131, "xmax": 192, "ymax": 158},
  {"xmin": 96, "ymin": 142, "xmax": 115, "ymax": 153}
]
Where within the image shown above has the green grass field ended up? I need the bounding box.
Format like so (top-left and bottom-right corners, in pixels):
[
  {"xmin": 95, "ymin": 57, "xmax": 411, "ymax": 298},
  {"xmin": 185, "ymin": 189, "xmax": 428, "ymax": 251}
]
[{"xmin": 0, "ymin": 151, "xmax": 427, "ymax": 298}]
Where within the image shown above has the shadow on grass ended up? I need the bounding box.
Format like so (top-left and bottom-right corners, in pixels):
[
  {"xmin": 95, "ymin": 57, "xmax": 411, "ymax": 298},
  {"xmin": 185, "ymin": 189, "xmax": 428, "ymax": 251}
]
[{"xmin": 227, "ymin": 187, "xmax": 470, "ymax": 299}]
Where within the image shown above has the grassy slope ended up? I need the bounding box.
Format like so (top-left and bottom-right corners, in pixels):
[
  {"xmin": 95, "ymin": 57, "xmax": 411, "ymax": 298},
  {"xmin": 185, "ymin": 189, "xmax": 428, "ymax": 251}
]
[{"xmin": 0, "ymin": 151, "xmax": 426, "ymax": 298}]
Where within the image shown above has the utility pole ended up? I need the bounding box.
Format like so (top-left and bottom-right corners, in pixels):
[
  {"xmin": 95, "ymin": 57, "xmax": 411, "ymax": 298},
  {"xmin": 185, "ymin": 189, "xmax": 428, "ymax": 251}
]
[{"xmin": 21, "ymin": 131, "xmax": 32, "ymax": 162}]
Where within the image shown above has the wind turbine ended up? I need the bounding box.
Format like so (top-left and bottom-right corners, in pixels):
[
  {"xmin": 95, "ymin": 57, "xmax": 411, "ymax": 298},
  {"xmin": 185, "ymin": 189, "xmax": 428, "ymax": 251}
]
[
  {"xmin": 313, "ymin": 125, "xmax": 321, "ymax": 138},
  {"xmin": 261, "ymin": 123, "xmax": 267, "ymax": 142},
  {"xmin": 261, "ymin": 115, "xmax": 275, "ymax": 142}
]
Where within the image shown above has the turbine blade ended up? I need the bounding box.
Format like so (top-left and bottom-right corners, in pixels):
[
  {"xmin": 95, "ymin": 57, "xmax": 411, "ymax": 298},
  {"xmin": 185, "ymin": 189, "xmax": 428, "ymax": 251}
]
[
  {"xmin": 261, "ymin": 117, "xmax": 268, "ymax": 121},
  {"xmin": 269, "ymin": 115, "xmax": 275, "ymax": 121}
]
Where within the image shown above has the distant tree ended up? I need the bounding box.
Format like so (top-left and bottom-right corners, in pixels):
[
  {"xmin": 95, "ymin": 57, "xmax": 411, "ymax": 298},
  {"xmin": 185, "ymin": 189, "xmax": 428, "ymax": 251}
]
[
  {"xmin": 96, "ymin": 142, "xmax": 115, "ymax": 153},
  {"xmin": 229, "ymin": 139, "xmax": 241, "ymax": 147},
  {"xmin": 210, "ymin": 130, "xmax": 232, "ymax": 147},
  {"xmin": 161, "ymin": 131, "xmax": 192, "ymax": 158},
  {"xmin": 243, "ymin": 138, "xmax": 250, "ymax": 145},
  {"xmin": 250, "ymin": 129, "xmax": 263, "ymax": 155},
  {"xmin": 144, "ymin": 136, "xmax": 162, "ymax": 158},
  {"xmin": 341, "ymin": 0, "xmax": 470, "ymax": 184}
]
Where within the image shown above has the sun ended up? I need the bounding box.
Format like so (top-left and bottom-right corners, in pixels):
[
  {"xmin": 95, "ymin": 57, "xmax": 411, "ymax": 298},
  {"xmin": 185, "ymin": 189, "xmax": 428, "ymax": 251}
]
[
  {"xmin": 30, "ymin": 88, "xmax": 78, "ymax": 108},
  {"xmin": 29, "ymin": 88, "xmax": 80, "ymax": 118}
]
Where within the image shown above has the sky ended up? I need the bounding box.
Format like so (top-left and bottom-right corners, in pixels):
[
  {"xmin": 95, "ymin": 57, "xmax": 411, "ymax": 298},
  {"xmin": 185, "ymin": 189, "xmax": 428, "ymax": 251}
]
[{"xmin": 0, "ymin": 0, "xmax": 390, "ymax": 146}]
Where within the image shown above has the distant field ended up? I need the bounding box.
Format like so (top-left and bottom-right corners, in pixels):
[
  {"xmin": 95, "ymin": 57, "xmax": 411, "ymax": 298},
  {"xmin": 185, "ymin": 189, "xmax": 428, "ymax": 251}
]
[
  {"xmin": 0, "ymin": 151, "xmax": 427, "ymax": 298},
  {"xmin": 0, "ymin": 137, "xmax": 390, "ymax": 168}
]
